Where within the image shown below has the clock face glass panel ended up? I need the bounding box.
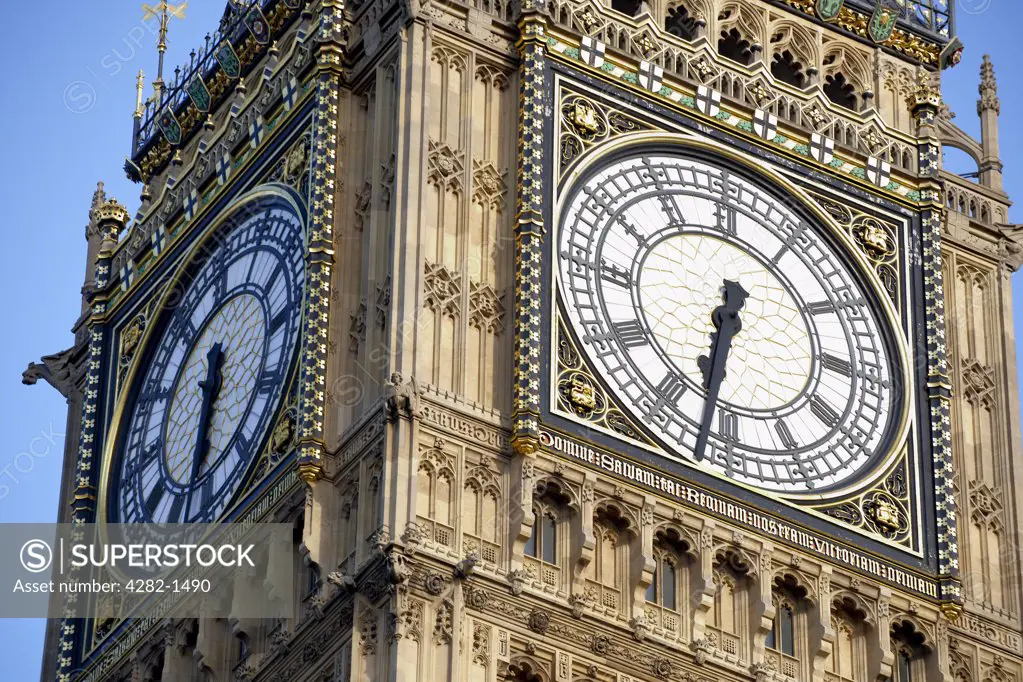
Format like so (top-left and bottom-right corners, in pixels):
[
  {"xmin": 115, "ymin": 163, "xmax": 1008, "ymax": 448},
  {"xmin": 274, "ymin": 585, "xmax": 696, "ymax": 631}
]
[
  {"xmin": 557, "ymin": 152, "xmax": 902, "ymax": 494},
  {"xmin": 112, "ymin": 197, "xmax": 306, "ymax": 523}
]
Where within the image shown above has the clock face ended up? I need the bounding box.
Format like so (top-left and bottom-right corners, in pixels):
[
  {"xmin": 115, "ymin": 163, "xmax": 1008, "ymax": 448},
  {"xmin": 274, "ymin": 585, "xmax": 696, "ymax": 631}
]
[
  {"xmin": 112, "ymin": 196, "xmax": 306, "ymax": 523},
  {"xmin": 557, "ymin": 152, "xmax": 903, "ymax": 494}
]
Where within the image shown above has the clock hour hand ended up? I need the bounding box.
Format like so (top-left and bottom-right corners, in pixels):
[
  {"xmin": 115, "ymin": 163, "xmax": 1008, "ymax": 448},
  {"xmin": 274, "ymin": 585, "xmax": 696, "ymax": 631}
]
[
  {"xmin": 185, "ymin": 343, "xmax": 225, "ymax": 517},
  {"xmin": 694, "ymin": 280, "xmax": 748, "ymax": 462}
]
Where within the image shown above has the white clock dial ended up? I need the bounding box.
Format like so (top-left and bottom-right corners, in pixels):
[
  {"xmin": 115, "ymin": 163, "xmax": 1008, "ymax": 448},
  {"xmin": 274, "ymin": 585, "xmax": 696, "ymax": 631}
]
[{"xmin": 557, "ymin": 152, "xmax": 902, "ymax": 494}]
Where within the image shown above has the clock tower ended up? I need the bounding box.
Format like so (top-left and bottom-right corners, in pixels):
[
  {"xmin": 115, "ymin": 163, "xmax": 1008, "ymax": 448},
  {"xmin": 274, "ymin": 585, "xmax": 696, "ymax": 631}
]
[{"xmin": 25, "ymin": 0, "xmax": 1023, "ymax": 681}]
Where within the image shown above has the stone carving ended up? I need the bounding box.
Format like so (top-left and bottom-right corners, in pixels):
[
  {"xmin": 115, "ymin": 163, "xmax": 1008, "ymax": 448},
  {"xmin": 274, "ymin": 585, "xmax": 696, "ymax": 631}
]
[
  {"xmin": 427, "ymin": 139, "xmax": 464, "ymax": 192},
  {"xmin": 348, "ymin": 299, "xmax": 367, "ymax": 354},
  {"xmin": 434, "ymin": 600, "xmax": 454, "ymax": 644},
  {"xmin": 423, "ymin": 261, "xmax": 462, "ymax": 318},
  {"xmin": 472, "ymin": 159, "xmax": 507, "ymax": 209},
  {"xmin": 468, "ymin": 281, "xmax": 505, "ymax": 333},
  {"xmin": 384, "ymin": 373, "xmax": 421, "ymax": 422},
  {"xmin": 528, "ymin": 609, "xmax": 551, "ymax": 634},
  {"xmin": 962, "ymin": 359, "xmax": 996, "ymax": 407}
]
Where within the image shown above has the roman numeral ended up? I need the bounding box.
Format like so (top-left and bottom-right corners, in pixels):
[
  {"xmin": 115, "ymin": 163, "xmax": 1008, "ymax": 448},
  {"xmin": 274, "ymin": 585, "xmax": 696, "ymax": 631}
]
[
  {"xmin": 145, "ymin": 484, "xmax": 166, "ymax": 518},
  {"xmin": 214, "ymin": 267, "xmax": 229, "ymax": 300},
  {"xmin": 804, "ymin": 301, "xmax": 835, "ymax": 316},
  {"xmin": 810, "ymin": 396, "xmax": 840, "ymax": 428},
  {"xmin": 166, "ymin": 495, "xmax": 185, "ymax": 524},
  {"xmin": 270, "ymin": 307, "xmax": 290, "ymax": 333},
  {"xmin": 821, "ymin": 353, "xmax": 852, "ymax": 377},
  {"xmin": 264, "ymin": 261, "xmax": 283, "ymax": 289},
  {"xmin": 719, "ymin": 411, "xmax": 739, "ymax": 442},
  {"xmin": 654, "ymin": 373, "xmax": 688, "ymax": 402},
  {"xmin": 714, "ymin": 203, "xmax": 737, "ymax": 236},
  {"xmin": 774, "ymin": 420, "xmax": 798, "ymax": 450},
  {"xmin": 600, "ymin": 260, "xmax": 632, "ymax": 288},
  {"xmin": 614, "ymin": 321, "xmax": 649, "ymax": 348},
  {"xmin": 258, "ymin": 373, "xmax": 279, "ymax": 393},
  {"xmin": 644, "ymin": 371, "xmax": 687, "ymax": 424}
]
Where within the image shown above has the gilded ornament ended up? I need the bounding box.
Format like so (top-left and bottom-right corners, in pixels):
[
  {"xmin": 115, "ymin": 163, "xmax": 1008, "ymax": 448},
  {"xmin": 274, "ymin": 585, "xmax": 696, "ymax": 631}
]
[
  {"xmin": 270, "ymin": 413, "xmax": 295, "ymax": 454},
  {"xmin": 749, "ymin": 83, "xmax": 771, "ymax": 106},
  {"xmin": 862, "ymin": 129, "xmax": 886, "ymax": 153},
  {"xmin": 572, "ymin": 101, "xmax": 599, "ymax": 134},
  {"xmin": 285, "ymin": 142, "xmax": 308, "ymax": 178},
  {"xmin": 121, "ymin": 317, "xmax": 145, "ymax": 357},
  {"xmin": 858, "ymin": 219, "xmax": 890, "ymax": 258},
  {"xmin": 871, "ymin": 497, "xmax": 902, "ymax": 531},
  {"xmin": 568, "ymin": 375, "xmax": 596, "ymax": 411}
]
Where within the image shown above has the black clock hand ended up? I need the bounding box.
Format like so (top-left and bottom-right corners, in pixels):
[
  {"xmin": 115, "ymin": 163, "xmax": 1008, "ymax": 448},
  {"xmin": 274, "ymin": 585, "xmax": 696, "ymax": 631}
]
[
  {"xmin": 694, "ymin": 280, "xmax": 748, "ymax": 462},
  {"xmin": 185, "ymin": 343, "xmax": 225, "ymax": 519}
]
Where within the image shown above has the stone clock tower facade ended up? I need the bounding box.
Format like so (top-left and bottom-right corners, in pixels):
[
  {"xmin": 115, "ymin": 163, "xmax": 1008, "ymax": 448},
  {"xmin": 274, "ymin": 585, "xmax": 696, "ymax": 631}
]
[{"xmin": 25, "ymin": 0, "xmax": 1023, "ymax": 681}]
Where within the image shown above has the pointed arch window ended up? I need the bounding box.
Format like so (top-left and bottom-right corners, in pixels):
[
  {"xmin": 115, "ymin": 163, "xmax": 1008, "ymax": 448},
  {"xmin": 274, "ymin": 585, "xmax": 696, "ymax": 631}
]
[
  {"xmin": 523, "ymin": 481, "xmax": 572, "ymax": 594},
  {"xmin": 719, "ymin": 27, "xmax": 754, "ymax": 65},
  {"xmin": 611, "ymin": 0, "xmax": 642, "ymax": 16},
  {"xmin": 525, "ymin": 510, "xmax": 557, "ymax": 564},
  {"xmin": 765, "ymin": 575, "xmax": 810, "ymax": 679},
  {"xmin": 645, "ymin": 528, "xmax": 694, "ymax": 639},
  {"xmin": 828, "ymin": 597, "xmax": 871, "ymax": 682},
  {"xmin": 766, "ymin": 603, "xmax": 795, "ymax": 655},
  {"xmin": 771, "ymin": 50, "xmax": 806, "ymax": 88},
  {"xmin": 583, "ymin": 505, "xmax": 633, "ymax": 617},
  {"xmin": 824, "ymin": 72, "xmax": 857, "ymax": 110},
  {"xmin": 891, "ymin": 621, "xmax": 928, "ymax": 682},
  {"xmin": 665, "ymin": 3, "xmax": 698, "ymax": 41}
]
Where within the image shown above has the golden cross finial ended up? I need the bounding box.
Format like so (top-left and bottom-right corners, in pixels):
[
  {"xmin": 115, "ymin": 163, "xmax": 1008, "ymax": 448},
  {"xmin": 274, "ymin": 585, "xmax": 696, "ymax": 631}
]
[{"xmin": 141, "ymin": 1, "xmax": 188, "ymax": 91}]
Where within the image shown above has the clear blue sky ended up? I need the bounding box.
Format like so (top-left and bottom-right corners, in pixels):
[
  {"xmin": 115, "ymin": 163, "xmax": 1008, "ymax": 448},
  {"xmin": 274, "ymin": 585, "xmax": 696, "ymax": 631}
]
[{"xmin": 0, "ymin": 1, "xmax": 1019, "ymax": 678}]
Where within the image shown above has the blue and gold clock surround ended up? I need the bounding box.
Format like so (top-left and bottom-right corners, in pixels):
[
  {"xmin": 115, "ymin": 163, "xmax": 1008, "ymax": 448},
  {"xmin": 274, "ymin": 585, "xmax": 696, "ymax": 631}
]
[{"xmin": 100, "ymin": 185, "xmax": 307, "ymax": 525}]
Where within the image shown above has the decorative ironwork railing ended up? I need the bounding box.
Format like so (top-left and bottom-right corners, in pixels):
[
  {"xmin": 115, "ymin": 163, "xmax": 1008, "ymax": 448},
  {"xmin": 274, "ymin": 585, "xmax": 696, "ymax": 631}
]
[
  {"xmin": 852, "ymin": 0, "xmax": 953, "ymax": 40},
  {"xmin": 130, "ymin": 0, "xmax": 276, "ymax": 159}
]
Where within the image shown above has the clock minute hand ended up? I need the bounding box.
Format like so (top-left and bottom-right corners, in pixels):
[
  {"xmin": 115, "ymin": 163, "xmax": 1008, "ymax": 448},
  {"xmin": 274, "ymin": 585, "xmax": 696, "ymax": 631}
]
[
  {"xmin": 694, "ymin": 280, "xmax": 749, "ymax": 462},
  {"xmin": 185, "ymin": 343, "xmax": 225, "ymax": 518}
]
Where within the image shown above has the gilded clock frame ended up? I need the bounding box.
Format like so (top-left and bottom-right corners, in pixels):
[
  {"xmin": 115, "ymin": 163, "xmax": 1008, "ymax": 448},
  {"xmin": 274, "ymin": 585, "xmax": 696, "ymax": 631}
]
[
  {"xmin": 537, "ymin": 67, "xmax": 935, "ymax": 577},
  {"xmin": 96, "ymin": 182, "xmax": 309, "ymax": 534}
]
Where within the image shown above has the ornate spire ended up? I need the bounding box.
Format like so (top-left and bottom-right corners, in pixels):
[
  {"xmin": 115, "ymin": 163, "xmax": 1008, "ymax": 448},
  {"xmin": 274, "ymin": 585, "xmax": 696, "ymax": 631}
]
[
  {"xmin": 86, "ymin": 181, "xmax": 108, "ymax": 237},
  {"xmin": 978, "ymin": 54, "xmax": 1000, "ymax": 115}
]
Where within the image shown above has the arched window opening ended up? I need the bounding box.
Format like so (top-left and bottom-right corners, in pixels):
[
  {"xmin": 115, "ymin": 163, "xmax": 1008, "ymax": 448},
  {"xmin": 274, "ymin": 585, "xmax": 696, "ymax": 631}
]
[
  {"xmin": 891, "ymin": 621, "xmax": 929, "ymax": 682},
  {"xmin": 765, "ymin": 575, "xmax": 810, "ymax": 679},
  {"xmin": 719, "ymin": 27, "xmax": 754, "ymax": 65},
  {"xmin": 828, "ymin": 597, "xmax": 871, "ymax": 682},
  {"xmin": 611, "ymin": 0, "xmax": 642, "ymax": 16},
  {"xmin": 771, "ymin": 50, "xmax": 805, "ymax": 87},
  {"xmin": 824, "ymin": 72, "xmax": 857, "ymax": 110},
  {"xmin": 766, "ymin": 603, "xmax": 795, "ymax": 655},
  {"xmin": 524, "ymin": 480, "xmax": 572, "ymax": 593},
  {"xmin": 706, "ymin": 550, "xmax": 754, "ymax": 661},
  {"xmin": 646, "ymin": 529, "xmax": 693, "ymax": 638},
  {"xmin": 584, "ymin": 505, "xmax": 633, "ymax": 616},
  {"xmin": 525, "ymin": 511, "xmax": 557, "ymax": 564},
  {"xmin": 665, "ymin": 3, "xmax": 698, "ymax": 40}
]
